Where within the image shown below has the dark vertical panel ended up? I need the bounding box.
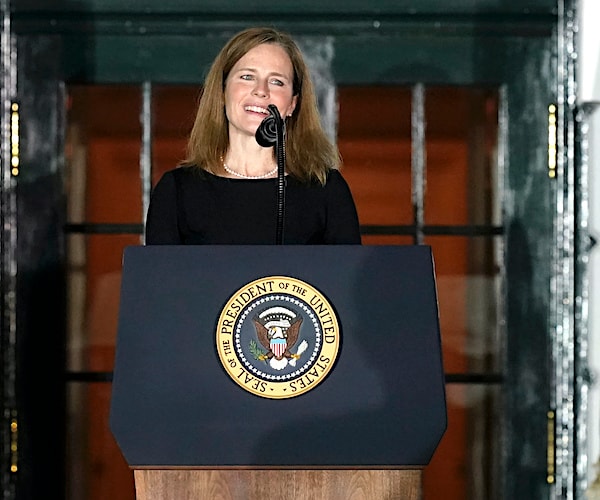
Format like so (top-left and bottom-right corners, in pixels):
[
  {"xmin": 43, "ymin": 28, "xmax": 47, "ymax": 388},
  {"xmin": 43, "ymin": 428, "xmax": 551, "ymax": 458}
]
[
  {"xmin": 1, "ymin": 0, "xmax": 18, "ymax": 499},
  {"xmin": 16, "ymin": 34, "xmax": 66, "ymax": 499},
  {"xmin": 503, "ymin": 36, "xmax": 556, "ymax": 498}
]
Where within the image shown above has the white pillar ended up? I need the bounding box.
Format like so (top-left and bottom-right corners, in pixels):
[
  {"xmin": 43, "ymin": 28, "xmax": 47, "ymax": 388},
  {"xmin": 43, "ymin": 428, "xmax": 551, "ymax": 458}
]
[{"xmin": 579, "ymin": 0, "xmax": 600, "ymax": 494}]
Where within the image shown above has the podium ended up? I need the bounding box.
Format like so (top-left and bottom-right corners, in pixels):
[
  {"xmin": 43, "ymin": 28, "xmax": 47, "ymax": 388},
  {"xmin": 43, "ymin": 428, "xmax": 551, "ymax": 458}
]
[{"xmin": 110, "ymin": 245, "xmax": 446, "ymax": 499}]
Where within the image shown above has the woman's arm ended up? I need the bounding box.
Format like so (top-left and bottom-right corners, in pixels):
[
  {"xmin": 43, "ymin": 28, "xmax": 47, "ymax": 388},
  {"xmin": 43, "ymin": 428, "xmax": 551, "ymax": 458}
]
[
  {"xmin": 323, "ymin": 170, "xmax": 362, "ymax": 244},
  {"xmin": 145, "ymin": 171, "xmax": 182, "ymax": 245}
]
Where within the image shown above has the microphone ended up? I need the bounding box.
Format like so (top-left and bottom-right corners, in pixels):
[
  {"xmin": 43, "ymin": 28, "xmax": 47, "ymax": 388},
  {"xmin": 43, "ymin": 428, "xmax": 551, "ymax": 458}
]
[
  {"xmin": 255, "ymin": 104, "xmax": 283, "ymax": 147},
  {"xmin": 255, "ymin": 105, "xmax": 287, "ymax": 245}
]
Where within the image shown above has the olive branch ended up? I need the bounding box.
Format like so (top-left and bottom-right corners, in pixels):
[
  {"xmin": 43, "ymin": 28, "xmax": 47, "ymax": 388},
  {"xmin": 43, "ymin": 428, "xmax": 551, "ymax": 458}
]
[{"xmin": 249, "ymin": 340, "xmax": 267, "ymax": 362}]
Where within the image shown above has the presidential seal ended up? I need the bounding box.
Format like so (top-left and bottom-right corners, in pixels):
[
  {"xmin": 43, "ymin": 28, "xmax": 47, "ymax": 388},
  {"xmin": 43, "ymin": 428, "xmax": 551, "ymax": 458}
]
[{"xmin": 216, "ymin": 276, "xmax": 340, "ymax": 399}]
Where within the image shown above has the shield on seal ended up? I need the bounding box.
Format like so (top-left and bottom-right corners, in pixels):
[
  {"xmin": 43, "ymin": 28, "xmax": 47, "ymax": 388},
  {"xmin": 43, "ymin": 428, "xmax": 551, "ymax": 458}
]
[{"xmin": 270, "ymin": 337, "xmax": 287, "ymax": 359}]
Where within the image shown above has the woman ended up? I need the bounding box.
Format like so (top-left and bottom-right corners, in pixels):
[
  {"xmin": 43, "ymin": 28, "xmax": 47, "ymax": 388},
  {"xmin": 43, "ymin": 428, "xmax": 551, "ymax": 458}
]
[{"xmin": 145, "ymin": 27, "xmax": 361, "ymax": 245}]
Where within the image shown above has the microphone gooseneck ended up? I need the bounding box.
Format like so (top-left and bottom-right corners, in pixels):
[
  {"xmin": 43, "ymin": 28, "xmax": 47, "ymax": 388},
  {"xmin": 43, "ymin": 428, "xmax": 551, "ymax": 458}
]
[{"xmin": 255, "ymin": 105, "xmax": 286, "ymax": 245}]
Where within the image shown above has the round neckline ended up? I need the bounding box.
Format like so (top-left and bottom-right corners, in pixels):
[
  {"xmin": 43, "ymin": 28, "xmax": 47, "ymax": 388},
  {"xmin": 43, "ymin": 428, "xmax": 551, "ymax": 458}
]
[{"xmin": 205, "ymin": 169, "xmax": 285, "ymax": 182}]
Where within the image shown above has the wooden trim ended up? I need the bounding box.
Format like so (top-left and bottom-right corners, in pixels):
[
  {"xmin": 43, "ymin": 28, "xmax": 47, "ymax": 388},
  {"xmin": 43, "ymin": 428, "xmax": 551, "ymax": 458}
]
[{"xmin": 134, "ymin": 469, "xmax": 422, "ymax": 500}]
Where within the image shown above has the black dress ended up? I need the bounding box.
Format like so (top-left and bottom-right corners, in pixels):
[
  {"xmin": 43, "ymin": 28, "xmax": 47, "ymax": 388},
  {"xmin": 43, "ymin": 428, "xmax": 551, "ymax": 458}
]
[{"xmin": 145, "ymin": 166, "xmax": 361, "ymax": 245}]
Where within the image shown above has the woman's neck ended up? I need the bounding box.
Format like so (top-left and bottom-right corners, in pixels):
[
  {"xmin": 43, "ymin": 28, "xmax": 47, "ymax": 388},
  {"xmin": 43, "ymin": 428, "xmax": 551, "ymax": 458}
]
[{"xmin": 223, "ymin": 135, "xmax": 276, "ymax": 178}]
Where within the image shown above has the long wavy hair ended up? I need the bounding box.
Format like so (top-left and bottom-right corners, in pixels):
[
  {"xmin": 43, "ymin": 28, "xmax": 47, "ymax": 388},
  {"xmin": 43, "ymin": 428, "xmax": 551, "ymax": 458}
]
[{"xmin": 184, "ymin": 27, "xmax": 339, "ymax": 184}]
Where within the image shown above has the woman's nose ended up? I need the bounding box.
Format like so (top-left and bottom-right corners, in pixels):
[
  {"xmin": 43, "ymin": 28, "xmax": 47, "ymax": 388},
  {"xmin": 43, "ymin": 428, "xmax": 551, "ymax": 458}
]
[{"xmin": 252, "ymin": 79, "xmax": 269, "ymax": 98}]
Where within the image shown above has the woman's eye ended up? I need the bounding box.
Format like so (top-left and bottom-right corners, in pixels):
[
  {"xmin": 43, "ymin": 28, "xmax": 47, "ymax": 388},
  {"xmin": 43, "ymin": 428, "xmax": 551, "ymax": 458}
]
[
  {"xmin": 270, "ymin": 79, "xmax": 284, "ymax": 86},
  {"xmin": 240, "ymin": 74, "xmax": 254, "ymax": 81}
]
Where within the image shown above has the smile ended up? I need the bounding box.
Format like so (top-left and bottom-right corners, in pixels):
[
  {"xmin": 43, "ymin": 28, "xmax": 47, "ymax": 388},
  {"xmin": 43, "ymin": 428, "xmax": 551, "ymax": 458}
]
[{"xmin": 244, "ymin": 105, "xmax": 269, "ymax": 114}]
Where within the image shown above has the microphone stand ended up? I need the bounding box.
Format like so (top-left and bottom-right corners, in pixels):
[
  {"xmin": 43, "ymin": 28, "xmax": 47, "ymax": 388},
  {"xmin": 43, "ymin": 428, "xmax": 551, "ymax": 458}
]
[{"xmin": 255, "ymin": 104, "xmax": 286, "ymax": 245}]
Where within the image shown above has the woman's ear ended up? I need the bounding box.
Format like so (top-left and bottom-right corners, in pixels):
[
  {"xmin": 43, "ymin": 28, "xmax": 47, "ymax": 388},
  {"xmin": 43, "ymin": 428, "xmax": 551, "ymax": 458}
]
[{"xmin": 287, "ymin": 95, "xmax": 298, "ymax": 117}]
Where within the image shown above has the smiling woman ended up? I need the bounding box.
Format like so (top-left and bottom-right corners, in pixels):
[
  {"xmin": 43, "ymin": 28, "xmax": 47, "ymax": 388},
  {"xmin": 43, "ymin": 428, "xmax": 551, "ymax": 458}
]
[
  {"xmin": 145, "ymin": 26, "xmax": 361, "ymax": 245},
  {"xmin": 224, "ymin": 43, "xmax": 297, "ymax": 158}
]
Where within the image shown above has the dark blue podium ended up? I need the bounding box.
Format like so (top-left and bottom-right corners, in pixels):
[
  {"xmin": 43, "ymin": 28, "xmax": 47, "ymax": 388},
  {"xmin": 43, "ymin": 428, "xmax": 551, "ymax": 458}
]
[{"xmin": 110, "ymin": 245, "xmax": 446, "ymax": 499}]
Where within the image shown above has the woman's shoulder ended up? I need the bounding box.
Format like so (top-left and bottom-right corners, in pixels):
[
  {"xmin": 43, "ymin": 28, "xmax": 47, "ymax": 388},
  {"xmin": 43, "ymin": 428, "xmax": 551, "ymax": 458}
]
[
  {"xmin": 326, "ymin": 168, "xmax": 345, "ymax": 182},
  {"xmin": 290, "ymin": 168, "xmax": 345, "ymax": 187},
  {"xmin": 171, "ymin": 164, "xmax": 207, "ymax": 177},
  {"xmin": 323, "ymin": 168, "xmax": 352, "ymax": 190},
  {"xmin": 321, "ymin": 169, "xmax": 356, "ymax": 202},
  {"xmin": 160, "ymin": 164, "xmax": 214, "ymax": 184}
]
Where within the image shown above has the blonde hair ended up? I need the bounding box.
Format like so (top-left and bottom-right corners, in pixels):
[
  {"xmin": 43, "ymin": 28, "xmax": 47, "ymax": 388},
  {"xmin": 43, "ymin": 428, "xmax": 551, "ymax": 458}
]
[{"xmin": 185, "ymin": 26, "xmax": 339, "ymax": 184}]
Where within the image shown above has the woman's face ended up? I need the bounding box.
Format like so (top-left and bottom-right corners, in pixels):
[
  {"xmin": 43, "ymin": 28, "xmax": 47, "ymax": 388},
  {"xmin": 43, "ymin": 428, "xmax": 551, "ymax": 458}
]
[{"xmin": 224, "ymin": 43, "xmax": 297, "ymax": 141}]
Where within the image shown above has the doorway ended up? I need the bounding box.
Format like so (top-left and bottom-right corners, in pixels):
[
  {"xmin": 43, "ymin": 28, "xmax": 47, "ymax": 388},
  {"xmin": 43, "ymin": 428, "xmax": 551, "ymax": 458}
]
[
  {"xmin": 63, "ymin": 82, "xmax": 502, "ymax": 500},
  {"xmin": 3, "ymin": 3, "xmax": 568, "ymax": 498}
]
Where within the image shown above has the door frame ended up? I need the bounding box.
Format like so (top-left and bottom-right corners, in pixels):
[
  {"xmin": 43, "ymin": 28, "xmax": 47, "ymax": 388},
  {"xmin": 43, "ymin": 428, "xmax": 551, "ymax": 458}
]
[{"xmin": 1, "ymin": 1, "xmax": 587, "ymax": 498}]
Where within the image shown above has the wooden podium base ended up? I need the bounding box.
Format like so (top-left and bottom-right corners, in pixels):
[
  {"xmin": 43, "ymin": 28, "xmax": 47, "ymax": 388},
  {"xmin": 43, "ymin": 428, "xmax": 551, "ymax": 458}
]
[{"xmin": 134, "ymin": 469, "xmax": 422, "ymax": 500}]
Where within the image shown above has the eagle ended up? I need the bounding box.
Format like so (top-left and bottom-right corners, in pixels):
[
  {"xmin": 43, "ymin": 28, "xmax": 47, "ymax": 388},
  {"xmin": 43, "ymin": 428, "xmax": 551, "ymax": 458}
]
[{"xmin": 252, "ymin": 314, "xmax": 305, "ymax": 370}]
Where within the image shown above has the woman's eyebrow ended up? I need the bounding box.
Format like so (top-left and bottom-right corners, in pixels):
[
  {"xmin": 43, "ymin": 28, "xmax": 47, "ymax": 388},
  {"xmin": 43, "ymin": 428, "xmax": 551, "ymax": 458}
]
[{"xmin": 233, "ymin": 67, "xmax": 290, "ymax": 80}]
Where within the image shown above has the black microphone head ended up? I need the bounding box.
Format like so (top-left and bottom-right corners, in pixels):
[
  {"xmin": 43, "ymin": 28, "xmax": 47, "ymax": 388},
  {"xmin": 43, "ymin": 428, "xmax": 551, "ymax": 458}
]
[
  {"xmin": 255, "ymin": 115, "xmax": 277, "ymax": 147},
  {"xmin": 255, "ymin": 105, "xmax": 284, "ymax": 148}
]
